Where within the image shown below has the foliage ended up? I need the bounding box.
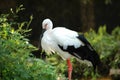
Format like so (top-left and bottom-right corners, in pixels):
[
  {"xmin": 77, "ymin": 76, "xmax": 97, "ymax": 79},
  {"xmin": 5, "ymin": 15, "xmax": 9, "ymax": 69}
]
[
  {"xmin": 105, "ymin": 0, "xmax": 112, "ymax": 5},
  {"xmin": 83, "ymin": 25, "xmax": 120, "ymax": 79},
  {"xmin": 111, "ymin": 26, "xmax": 120, "ymax": 68},
  {"xmin": 85, "ymin": 25, "xmax": 120, "ymax": 69},
  {"xmin": 0, "ymin": 6, "xmax": 57, "ymax": 80}
]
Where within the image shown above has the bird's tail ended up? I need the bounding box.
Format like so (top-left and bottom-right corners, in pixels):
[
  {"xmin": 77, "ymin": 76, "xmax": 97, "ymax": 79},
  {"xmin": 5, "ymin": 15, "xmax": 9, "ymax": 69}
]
[
  {"xmin": 90, "ymin": 50, "xmax": 102, "ymax": 71},
  {"xmin": 91, "ymin": 51, "xmax": 109, "ymax": 75}
]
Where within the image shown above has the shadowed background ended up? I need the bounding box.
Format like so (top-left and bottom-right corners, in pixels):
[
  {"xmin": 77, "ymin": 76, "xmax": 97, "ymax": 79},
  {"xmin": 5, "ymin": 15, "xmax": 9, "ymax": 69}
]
[{"xmin": 0, "ymin": 0, "xmax": 120, "ymax": 54}]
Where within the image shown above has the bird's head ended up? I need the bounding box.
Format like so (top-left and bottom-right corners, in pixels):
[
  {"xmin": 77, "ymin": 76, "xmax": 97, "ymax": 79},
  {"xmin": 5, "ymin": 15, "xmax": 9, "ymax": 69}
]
[{"xmin": 42, "ymin": 18, "xmax": 53, "ymax": 30}]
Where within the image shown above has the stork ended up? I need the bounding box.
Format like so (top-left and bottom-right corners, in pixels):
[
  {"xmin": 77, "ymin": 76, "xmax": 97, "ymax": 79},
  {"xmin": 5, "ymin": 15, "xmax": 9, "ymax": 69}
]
[{"xmin": 40, "ymin": 18, "xmax": 101, "ymax": 80}]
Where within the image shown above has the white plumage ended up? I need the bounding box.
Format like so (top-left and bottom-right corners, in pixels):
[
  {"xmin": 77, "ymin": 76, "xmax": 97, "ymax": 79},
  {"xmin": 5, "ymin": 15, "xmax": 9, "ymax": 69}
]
[{"xmin": 41, "ymin": 19, "xmax": 84, "ymax": 60}]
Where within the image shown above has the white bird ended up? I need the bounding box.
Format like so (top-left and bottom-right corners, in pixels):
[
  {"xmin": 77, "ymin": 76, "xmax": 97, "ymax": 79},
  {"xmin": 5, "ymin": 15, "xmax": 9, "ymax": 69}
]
[{"xmin": 40, "ymin": 18, "xmax": 102, "ymax": 80}]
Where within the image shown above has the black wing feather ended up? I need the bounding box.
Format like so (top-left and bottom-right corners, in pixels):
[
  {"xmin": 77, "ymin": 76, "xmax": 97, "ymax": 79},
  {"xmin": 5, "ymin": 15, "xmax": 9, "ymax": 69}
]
[{"xmin": 58, "ymin": 34, "xmax": 101, "ymax": 70}]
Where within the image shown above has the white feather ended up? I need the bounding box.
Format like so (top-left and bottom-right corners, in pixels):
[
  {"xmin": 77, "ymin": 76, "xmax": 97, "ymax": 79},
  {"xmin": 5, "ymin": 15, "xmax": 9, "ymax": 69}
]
[
  {"xmin": 51, "ymin": 27, "xmax": 84, "ymax": 49},
  {"xmin": 41, "ymin": 27, "xmax": 84, "ymax": 60}
]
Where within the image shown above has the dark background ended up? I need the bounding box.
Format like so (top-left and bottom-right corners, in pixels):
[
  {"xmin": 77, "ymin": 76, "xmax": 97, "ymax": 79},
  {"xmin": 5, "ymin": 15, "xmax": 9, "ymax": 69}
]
[{"xmin": 0, "ymin": 0, "xmax": 120, "ymax": 47}]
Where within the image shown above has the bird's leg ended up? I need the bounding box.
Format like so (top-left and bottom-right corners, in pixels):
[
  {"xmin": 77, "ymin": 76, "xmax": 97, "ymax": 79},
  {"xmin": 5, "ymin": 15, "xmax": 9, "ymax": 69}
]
[{"xmin": 67, "ymin": 58, "xmax": 72, "ymax": 80}]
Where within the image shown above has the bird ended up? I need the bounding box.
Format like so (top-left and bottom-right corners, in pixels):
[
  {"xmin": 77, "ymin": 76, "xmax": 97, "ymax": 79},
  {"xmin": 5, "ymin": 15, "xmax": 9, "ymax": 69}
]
[{"xmin": 40, "ymin": 18, "xmax": 102, "ymax": 80}]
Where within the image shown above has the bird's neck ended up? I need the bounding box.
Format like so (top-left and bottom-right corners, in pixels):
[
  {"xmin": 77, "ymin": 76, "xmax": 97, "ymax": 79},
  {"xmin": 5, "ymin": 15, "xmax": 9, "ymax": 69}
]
[{"xmin": 44, "ymin": 29, "xmax": 52, "ymax": 35}]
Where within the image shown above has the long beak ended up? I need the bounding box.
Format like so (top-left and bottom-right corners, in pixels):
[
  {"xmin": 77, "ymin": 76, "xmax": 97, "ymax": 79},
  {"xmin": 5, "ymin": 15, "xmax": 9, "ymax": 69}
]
[
  {"xmin": 38, "ymin": 29, "xmax": 46, "ymax": 49},
  {"xmin": 41, "ymin": 29, "xmax": 46, "ymax": 34}
]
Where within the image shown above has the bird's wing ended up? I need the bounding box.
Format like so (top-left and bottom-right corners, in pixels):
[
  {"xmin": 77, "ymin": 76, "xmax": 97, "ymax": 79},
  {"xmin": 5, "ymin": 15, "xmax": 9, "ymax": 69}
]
[
  {"xmin": 51, "ymin": 27, "xmax": 85, "ymax": 50},
  {"xmin": 77, "ymin": 34, "xmax": 95, "ymax": 51},
  {"xmin": 57, "ymin": 33, "xmax": 101, "ymax": 69},
  {"xmin": 41, "ymin": 31, "xmax": 58, "ymax": 55}
]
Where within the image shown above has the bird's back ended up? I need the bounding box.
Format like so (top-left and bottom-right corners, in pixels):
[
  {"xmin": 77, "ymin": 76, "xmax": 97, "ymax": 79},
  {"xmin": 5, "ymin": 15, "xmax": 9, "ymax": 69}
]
[{"xmin": 51, "ymin": 27, "xmax": 84, "ymax": 49}]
